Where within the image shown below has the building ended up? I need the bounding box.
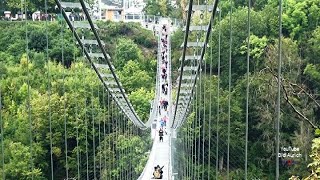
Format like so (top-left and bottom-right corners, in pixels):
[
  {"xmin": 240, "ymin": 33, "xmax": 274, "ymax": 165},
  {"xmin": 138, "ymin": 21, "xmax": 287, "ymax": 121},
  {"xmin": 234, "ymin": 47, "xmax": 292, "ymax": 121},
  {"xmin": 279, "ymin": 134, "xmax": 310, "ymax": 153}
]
[
  {"xmin": 100, "ymin": 0, "xmax": 124, "ymax": 21},
  {"xmin": 99, "ymin": 0, "xmax": 146, "ymax": 21}
]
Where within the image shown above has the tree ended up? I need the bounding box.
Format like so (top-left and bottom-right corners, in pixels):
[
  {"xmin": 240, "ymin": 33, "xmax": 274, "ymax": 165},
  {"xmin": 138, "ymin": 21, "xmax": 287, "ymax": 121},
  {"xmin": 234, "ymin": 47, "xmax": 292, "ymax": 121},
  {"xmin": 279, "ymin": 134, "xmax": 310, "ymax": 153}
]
[
  {"xmin": 305, "ymin": 138, "xmax": 320, "ymax": 179},
  {"xmin": 29, "ymin": 30, "xmax": 47, "ymax": 52},
  {"xmin": 143, "ymin": 0, "xmax": 174, "ymax": 17},
  {"xmin": 119, "ymin": 60, "xmax": 153, "ymax": 93},
  {"xmin": 282, "ymin": 0, "xmax": 320, "ymax": 40},
  {"xmin": 4, "ymin": 141, "xmax": 44, "ymax": 179},
  {"xmin": 306, "ymin": 27, "xmax": 320, "ymax": 64},
  {"xmin": 114, "ymin": 38, "xmax": 142, "ymax": 70},
  {"xmin": 129, "ymin": 87, "xmax": 154, "ymax": 121},
  {"xmin": 0, "ymin": 62, "xmax": 7, "ymax": 78}
]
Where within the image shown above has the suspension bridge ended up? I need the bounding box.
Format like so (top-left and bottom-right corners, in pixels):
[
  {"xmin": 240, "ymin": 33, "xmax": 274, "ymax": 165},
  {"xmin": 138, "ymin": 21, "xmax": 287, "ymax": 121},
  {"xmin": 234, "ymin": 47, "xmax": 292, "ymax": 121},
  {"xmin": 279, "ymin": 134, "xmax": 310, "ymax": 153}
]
[{"xmin": 0, "ymin": 0, "xmax": 317, "ymax": 179}]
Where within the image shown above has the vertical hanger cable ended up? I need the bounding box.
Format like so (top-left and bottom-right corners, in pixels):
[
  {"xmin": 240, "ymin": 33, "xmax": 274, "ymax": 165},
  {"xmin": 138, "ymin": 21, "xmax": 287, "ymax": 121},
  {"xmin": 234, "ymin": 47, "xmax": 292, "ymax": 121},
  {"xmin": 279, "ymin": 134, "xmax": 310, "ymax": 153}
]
[
  {"xmin": 227, "ymin": 1, "xmax": 233, "ymax": 178},
  {"xmin": 245, "ymin": 0, "xmax": 251, "ymax": 179}
]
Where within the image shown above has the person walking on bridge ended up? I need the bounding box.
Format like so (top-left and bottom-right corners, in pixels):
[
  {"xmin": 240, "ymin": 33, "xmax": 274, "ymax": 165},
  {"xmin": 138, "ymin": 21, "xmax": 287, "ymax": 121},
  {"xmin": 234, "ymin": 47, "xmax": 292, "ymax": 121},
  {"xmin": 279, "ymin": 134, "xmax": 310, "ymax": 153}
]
[{"xmin": 159, "ymin": 128, "xmax": 164, "ymax": 142}]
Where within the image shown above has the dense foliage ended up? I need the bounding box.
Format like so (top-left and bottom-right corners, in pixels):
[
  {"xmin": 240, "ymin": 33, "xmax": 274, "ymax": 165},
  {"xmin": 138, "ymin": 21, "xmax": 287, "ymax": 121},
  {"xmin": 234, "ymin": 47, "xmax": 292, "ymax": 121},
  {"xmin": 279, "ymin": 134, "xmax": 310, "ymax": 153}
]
[
  {"xmin": 2, "ymin": 0, "xmax": 320, "ymax": 179},
  {"xmin": 170, "ymin": 0, "xmax": 320, "ymax": 179},
  {"xmin": 0, "ymin": 20, "xmax": 157, "ymax": 179}
]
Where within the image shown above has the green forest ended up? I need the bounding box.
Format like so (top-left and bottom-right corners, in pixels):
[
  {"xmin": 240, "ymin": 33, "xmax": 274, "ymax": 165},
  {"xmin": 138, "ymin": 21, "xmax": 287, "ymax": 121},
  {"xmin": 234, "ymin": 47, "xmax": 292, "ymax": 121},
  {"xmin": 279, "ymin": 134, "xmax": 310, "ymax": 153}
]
[
  {"xmin": 0, "ymin": 19, "xmax": 157, "ymax": 179},
  {"xmin": 170, "ymin": 0, "xmax": 320, "ymax": 179},
  {"xmin": 0, "ymin": 0, "xmax": 320, "ymax": 179}
]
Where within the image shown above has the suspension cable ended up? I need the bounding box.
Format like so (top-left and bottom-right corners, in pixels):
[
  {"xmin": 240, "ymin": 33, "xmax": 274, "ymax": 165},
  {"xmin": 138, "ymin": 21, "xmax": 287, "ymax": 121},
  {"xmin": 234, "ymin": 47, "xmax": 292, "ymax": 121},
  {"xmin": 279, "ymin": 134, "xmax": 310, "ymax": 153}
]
[
  {"xmin": 80, "ymin": 30, "xmax": 89, "ymax": 179},
  {"xmin": 103, "ymin": 87, "xmax": 107, "ymax": 178},
  {"xmin": 108, "ymin": 92, "xmax": 111, "ymax": 179},
  {"xmin": 100, "ymin": 86, "xmax": 109, "ymax": 178},
  {"xmin": 202, "ymin": 5, "xmax": 208, "ymax": 179},
  {"xmin": 185, "ymin": 114, "xmax": 189, "ymax": 178},
  {"xmin": 76, "ymin": 100, "xmax": 80, "ymax": 179},
  {"xmin": 91, "ymin": 82, "xmax": 96, "ymax": 179},
  {"xmin": 124, "ymin": 118, "xmax": 127, "ymax": 179},
  {"xmin": 115, "ymin": 103, "xmax": 119, "ymax": 179},
  {"xmin": 183, "ymin": 128, "xmax": 187, "ymax": 178},
  {"xmin": 98, "ymin": 85, "xmax": 102, "ymax": 176},
  {"xmin": 195, "ymin": 34, "xmax": 200, "ymax": 180},
  {"xmin": 276, "ymin": 0, "xmax": 283, "ymax": 179},
  {"xmin": 227, "ymin": 1, "xmax": 233, "ymax": 178},
  {"xmin": 111, "ymin": 99, "xmax": 115, "ymax": 178},
  {"xmin": 125, "ymin": 118, "xmax": 128, "ymax": 179},
  {"xmin": 119, "ymin": 112, "xmax": 123, "ymax": 180},
  {"xmin": 245, "ymin": 0, "xmax": 251, "ymax": 179},
  {"xmin": 0, "ymin": 69, "xmax": 4, "ymax": 179},
  {"xmin": 215, "ymin": 8, "xmax": 221, "ymax": 180},
  {"xmin": 122, "ymin": 115, "xmax": 127, "ymax": 179},
  {"xmin": 44, "ymin": 0, "xmax": 54, "ymax": 178},
  {"xmin": 120, "ymin": 110, "xmax": 123, "ymax": 179},
  {"xmin": 72, "ymin": 19, "xmax": 80, "ymax": 180},
  {"xmin": 116, "ymin": 108, "xmax": 119, "ymax": 180},
  {"xmin": 188, "ymin": 115, "xmax": 191, "ymax": 178},
  {"xmin": 24, "ymin": 0, "xmax": 34, "ymax": 178},
  {"xmin": 60, "ymin": 6, "xmax": 69, "ymax": 178},
  {"xmin": 129, "ymin": 119, "xmax": 133, "ymax": 179},
  {"xmin": 208, "ymin": 9, "xmax": 213, "ymax": 180},
  {"xmin": 193, "ymin": 52, "xmax": 197, "ymax": 179},
  {"xmin": 197, "ymin": 36, "xmax": 202, "ymax": 180},
  {"xmin": 191, "ymin": 49, "xmax": 197, "ymax": 179},
  {"xmin": 123, "ymin": 114, "xmax": 126, "ymax": 179},
  {"xmin": 85, "ymin": 81, "xmax": 89, "ymax": 180}
]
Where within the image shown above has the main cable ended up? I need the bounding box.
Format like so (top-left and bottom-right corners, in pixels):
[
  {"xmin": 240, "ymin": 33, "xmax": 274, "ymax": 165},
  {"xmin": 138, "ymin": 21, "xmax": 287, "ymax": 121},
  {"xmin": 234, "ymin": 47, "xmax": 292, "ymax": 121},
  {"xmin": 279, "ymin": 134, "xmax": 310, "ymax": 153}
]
[
  {"xmin": 54, "ymin": 0, "xmax": 147, "ymax": 129},
  {"xmin": 172, "ymin": 0, "xmax": 194, "ymax": 126},
  {"xmin": 174, "ymin": 0, "xmax": 220, "ymax": 129},
  {"xmin": 78, "ymin": 0, "xmax": 146, "ymax": 128}
]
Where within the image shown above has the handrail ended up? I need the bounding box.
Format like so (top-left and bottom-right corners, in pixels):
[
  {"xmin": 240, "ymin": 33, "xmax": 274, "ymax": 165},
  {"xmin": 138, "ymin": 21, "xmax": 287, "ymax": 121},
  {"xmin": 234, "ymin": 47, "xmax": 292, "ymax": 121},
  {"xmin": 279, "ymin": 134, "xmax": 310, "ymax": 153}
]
[
  {"xmin": 171, "ymin": 0, "xmax": 194, "ymax": 128},
  {"xmin": 144, "ymin": 32, "xmax": 162, "ymax": 127},
  {"xmin": 172, "ymin": 0, "xmax": 220, "ymax": 129}
]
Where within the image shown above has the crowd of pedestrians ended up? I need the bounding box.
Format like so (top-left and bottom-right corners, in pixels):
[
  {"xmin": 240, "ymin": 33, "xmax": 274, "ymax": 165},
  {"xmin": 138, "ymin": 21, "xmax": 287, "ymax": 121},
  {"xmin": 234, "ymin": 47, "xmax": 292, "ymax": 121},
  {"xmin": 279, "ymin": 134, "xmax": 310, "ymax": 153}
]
[{"xmin": 152, "ymin": 24, "xmax": 170, "ymax": 179}]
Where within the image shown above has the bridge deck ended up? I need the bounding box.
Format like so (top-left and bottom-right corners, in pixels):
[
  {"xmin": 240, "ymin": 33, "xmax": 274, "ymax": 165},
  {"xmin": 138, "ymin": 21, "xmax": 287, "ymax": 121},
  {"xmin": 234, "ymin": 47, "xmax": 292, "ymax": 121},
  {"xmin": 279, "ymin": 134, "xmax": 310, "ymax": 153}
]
[{"xmin": 139, "ymin": 22, "xmax": 172, "ymax": 180}]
